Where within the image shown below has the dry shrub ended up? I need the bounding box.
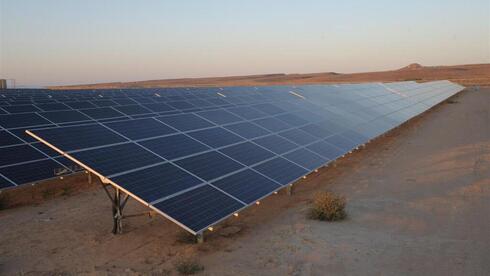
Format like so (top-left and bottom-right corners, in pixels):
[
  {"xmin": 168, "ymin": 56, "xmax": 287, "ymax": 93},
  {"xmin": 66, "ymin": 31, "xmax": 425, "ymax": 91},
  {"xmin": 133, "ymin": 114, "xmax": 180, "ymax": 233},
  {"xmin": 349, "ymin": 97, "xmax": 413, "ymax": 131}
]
[
  {"xmin": 308, "ymin": 191, "xmax": 347, "ymax": 221},
  {"xmin": 175, "ymin": 259, "xmax": 204, "ymax": 275}
]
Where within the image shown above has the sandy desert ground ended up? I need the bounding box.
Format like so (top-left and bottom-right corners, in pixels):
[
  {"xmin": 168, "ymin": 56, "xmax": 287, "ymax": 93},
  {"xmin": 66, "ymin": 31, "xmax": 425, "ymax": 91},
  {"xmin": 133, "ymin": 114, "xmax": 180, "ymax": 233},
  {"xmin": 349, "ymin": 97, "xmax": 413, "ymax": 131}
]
[{"xmin": 0, "ymin": 87, "xmax": 489, "ymax": 275}]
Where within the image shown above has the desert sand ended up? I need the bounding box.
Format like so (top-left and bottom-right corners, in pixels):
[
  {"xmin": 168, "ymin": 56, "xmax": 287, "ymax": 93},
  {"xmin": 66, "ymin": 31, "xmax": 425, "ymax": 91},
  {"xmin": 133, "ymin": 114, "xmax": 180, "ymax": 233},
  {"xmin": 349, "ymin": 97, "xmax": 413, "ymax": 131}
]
[{"xmin": 0, "ymin": 87, "xmax": 489, "ymax": 275}]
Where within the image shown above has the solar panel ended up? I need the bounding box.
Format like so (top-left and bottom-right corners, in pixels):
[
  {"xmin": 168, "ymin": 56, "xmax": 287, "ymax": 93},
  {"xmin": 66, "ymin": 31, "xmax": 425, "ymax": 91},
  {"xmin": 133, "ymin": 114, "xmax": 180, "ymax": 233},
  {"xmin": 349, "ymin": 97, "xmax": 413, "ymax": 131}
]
[
  {"xmin": 5, "ymin": 80, "xmax": 463, "ymax": 236},
  {"xmin": 111, "ymin": 163, "xmax": 203, "ymax": 202},
  {"xmin": 70, "ymin": 143, "xmax": 162, "ymax": 176},
  {"xmin": 30, "ymin": 124, "xmax": 128, "ymax": 152},
  {"xmin": 219, "ymin": 142, "xmax": 275, "ymax": 166},
  {"xmin": 139, "ymin": 134, "xmax": 210, "ymax": 160},
  {"xmin": 187, "ymin": 127, "xmax": 244, "ymax": 148},
  {"xmin": 104, "ymin": 118, "xmax": 176, "ymax": 140},
  {"xmin": 253, "ymin": 157, "xmax": 308, "ymax": 184},
  {"xmin": 212, "ymin": 169, "xmax": 281, "ymax": 204},
  {"xmin": 175, "ymin": 151, "xmax": 244, "ymax": 181},
  {"xmin": 156, "ymin": 113, "xmax": 214, "ymax": 131},
  {"xmin": 152, "ymin": 184, "xmax": 244, "ymax": 232}
]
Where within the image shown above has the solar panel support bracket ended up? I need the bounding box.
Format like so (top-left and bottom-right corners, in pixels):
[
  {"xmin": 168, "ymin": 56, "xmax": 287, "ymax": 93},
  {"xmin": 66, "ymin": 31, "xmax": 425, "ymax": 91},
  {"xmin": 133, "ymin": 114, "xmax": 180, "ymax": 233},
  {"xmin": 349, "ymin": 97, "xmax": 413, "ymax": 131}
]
[
  {"xmin": 196, "ymin": 232, "xmax": 204, "ymax": 244},
  {"xmin": 286, "ymin": 184, "xmax": 294, "ymax": 196},
  {"xmin": 100, "ymin": 181, "xmax": 128, "ymax": 234}
]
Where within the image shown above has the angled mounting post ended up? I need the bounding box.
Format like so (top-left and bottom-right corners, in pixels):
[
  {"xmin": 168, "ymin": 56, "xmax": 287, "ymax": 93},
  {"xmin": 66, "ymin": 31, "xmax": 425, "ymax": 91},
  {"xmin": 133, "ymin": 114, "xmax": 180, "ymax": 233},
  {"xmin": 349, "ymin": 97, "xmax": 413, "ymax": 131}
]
[{"xmin": 100, "ymin": 180, "xmax": 128, "ymax": 234}]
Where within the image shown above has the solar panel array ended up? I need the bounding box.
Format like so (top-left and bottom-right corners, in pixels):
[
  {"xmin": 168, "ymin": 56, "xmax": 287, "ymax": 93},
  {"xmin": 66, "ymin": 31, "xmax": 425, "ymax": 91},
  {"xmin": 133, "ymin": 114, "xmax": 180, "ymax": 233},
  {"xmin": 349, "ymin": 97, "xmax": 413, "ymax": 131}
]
[{"xmin": 24, "ymin": 80, "xmax": 464, "ymax": 234}]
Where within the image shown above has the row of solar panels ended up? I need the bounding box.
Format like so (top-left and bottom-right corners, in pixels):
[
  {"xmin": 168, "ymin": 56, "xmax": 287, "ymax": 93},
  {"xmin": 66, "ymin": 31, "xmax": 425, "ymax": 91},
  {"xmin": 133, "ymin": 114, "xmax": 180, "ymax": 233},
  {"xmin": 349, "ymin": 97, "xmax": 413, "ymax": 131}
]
[
  {"xmin": 28, "ymin": 81, "xmax": 464, "ymax": 233},
  {"xmin": 0, "ymin": 81, "xmax": 461, "ymax": 189}
]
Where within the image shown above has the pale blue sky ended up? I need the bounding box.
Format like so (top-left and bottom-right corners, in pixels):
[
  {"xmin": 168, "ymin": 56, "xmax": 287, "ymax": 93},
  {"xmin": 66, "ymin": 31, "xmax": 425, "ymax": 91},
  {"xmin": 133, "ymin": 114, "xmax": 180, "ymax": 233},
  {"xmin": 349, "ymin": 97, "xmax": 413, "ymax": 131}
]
[{"xmin": 1, "ymin": 0, "xmax": 489, "ymax": 87}]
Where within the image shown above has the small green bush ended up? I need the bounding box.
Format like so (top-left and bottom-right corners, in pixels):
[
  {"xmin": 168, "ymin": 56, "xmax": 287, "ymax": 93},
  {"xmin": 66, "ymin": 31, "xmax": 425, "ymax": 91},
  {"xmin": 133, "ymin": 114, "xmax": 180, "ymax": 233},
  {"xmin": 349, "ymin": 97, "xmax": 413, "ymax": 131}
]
[
  {"xmin": 308, "ymin": 191, "xmax": 347, "ymax": 221},
  {"xmin": 175, "ymin": 260, "xmax": 204, "ymax": 275}
]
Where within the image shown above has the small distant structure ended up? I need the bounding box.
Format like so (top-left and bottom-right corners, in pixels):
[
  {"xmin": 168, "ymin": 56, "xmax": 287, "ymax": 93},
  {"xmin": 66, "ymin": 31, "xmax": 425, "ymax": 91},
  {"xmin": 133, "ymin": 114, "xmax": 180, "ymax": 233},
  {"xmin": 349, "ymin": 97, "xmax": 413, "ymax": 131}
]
[{"xmin": 0, "ymin": 79, "xmax": 16, "ymax": 89}]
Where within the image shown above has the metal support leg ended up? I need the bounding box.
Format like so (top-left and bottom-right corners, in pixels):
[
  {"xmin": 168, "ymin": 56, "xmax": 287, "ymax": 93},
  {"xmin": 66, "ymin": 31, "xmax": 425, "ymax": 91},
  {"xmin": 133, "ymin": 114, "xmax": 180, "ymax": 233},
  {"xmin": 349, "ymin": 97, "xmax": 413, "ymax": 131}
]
[
  {"xmin": 196, "ymin": 232, "xmax": 204, "ymax": 244},
  {"xmin": 286, "ymin": 184, "xmax": 293, "ymax": 196},
  {"xmin": 88, "ymin": 171, "xmax": 92, "ymax": 184},
  {"xmin": 112, "ymin": 188, "xmax": 123, "ymax": 234}
]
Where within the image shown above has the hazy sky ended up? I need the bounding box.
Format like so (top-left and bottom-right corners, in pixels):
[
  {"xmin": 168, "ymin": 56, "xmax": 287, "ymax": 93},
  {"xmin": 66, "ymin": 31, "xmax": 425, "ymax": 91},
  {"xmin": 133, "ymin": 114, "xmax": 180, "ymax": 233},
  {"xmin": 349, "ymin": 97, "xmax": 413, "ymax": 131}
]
[{"xmin": 1, "ymin": 0, "xmax": 489, "ymax": 87}]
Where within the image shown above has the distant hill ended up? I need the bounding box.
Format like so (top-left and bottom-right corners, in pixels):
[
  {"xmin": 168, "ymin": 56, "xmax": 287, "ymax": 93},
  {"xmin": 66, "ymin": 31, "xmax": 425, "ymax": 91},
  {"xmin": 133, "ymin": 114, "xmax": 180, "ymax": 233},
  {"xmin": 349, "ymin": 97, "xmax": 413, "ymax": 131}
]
[{"xmin": 50, "ymin": 63, "xmax": 490, "ymax": 90}]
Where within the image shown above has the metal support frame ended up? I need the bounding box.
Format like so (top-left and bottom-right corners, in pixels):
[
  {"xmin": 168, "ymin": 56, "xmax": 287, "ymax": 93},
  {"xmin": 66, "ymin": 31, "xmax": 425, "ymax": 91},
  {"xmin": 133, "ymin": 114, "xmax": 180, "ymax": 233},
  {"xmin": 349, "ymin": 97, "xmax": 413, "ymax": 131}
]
[
  {"xmin": 101, "ymin": 182, "xmax": 129, "ymax": 234},
  {"xmin": 286, "ymin": 184, "xmax": 293, "ymax": 196},
  {"xmin": 196, "ymin": 232, "xmax": 204, "ymax": 244}
]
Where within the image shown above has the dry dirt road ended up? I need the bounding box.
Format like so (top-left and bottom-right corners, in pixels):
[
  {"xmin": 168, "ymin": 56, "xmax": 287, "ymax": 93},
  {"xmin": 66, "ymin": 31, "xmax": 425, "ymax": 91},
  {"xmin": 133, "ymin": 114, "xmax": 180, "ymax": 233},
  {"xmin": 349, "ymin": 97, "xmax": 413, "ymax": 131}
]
[{"xmin": 0, "ymin": 88, "xmax": 489, "ymax": 276}]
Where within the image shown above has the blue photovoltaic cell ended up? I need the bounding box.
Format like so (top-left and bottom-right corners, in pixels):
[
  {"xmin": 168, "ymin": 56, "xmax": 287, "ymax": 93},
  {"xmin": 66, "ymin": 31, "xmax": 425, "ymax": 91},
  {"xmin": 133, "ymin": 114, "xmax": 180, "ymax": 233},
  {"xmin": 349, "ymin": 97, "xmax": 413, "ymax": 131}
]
[
  {"xmin": 167, "ymin": 101, "xmax": 195, "ymax": 110},
  {"xmin": 226, "ymin": 106, "xmax": 269, "ymax": 120},
  {"xmin": 283, "ymin": 148, "xmax": 328, "ymax": 170},
  {"xmin": 300, "ymin": 124, "xmax": 334, "ymax": 138},
  {"xmin": 0, "ymin": 130, "xmax": 23, "ymax": 146},
  {"xmin": 54, "ymin": 156, "xmax": 81, "ymax": 171},
  {"xmin": 223, "ymin": 122, "xmax": 270, "ymax": 139},
  {"xmin": 0, "ymin": 175, "xmax": 14, "ymax": 189},
  {"xmin": 175, "ymin": 151, "xmax": 244, "ymax": 181},
  {"xmin": 253, "ymin": 117, "xmax": 292, "ymax": 132},
  {"xmin": 0, "ymin": 159, "xmax": 65, "ymax": 184},
  {"xmin": 196, "ymin": 110, "xmax": 243, "ymax": 125},
  {"xmin": 252, "ymin": 103, "xmax": 286, "ymax": 115},
  {"xmin": 187, "ymin": 127, "xmax": 243, "ymax": 148},
  {"xmin": 36, "ymin": 103, "xmax": 70, "ymax": 111},
  {"xmin": 212, "ymin": 169, "xmax": 280, "ymax": 204},
  {"xmin": 30, "ymin": 124, "xmax": 128, "ymax": 152},
  {"xmin": 111, "ymin": 163, "xmax": 203, "ymax": 202},
  {"xmin": 0, "ymin": 144, "xmax": 47, "ymax": 166},
  {"xmin": 139, "ymin": 134, "xmax": 210, "ymax": 160},
  {"xmin": 324, "ymin": 134, "xmax": 358, "ymax": 151},
  {"xmin": 104, "ymin": 118, "xmax": 176, "ymax": 140},
  {"xmin": 253, "ymin": 157, "xmax": 308, "ymax": 185},
  {"xmin": 278, "ymin": 128, "xmax": 318, "ymax": 145},
  {"xmin": 341, "ymin": 130, "xmax": 368, "ymax": 145},
  {"xmin": 113, "ymin": 105, "xmax": 152, "ymax": 116},
  {"xmin": 0, "ymin": 113, "xmax": 52, "ymax": 129},
  {"xmin": 153, "ymin": 184, "xmax": 244, "ymax": 232},
  {"xmin": 71, "ymin": 143, "xmax": 163, "ymax": 176},
  {"xmin": 31, "ymin": 142, "xmax": 61, "ymax": 157},
  {"xmin": 307, "ymin": 141, "xmax": 344, "ymax": 160},
  {"xmin": 253, "ymin": 135, "xmax": 298, "ymax": 154},
  {"xmin": 156, "ymin": 113, "xmax": 214, "ymax": 131},
  {"xmin": 91, "ymin": 100, "xmax": 117, "ymax": 107},
  {"xmin": 219, "ymin": 142, "xmax": 275, "ymax": 166},
  {"xmin": 142, "ymin": 103, "xmax": 175, "ymax": 112},
  {"xmin": 65, "ymin": 101, "xmax": 96, "ymax": 109},
  {"xmin": 79, "ymin": 107, "xmax": 126, "ymax": 120},
  {"xmin": 2, "ymin": 105, "xmax": 40, "ymax": 113},
  {"xmin": 275, "ymin": 113, "xmax": 308, "ymax": 126},
  {"xmin": 39, "ymin": 110, "xmax": 92, "ymax": 124},
  {"xmin": 113, "ymin": 98, "xmax": 137, "ymax": 105}
]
